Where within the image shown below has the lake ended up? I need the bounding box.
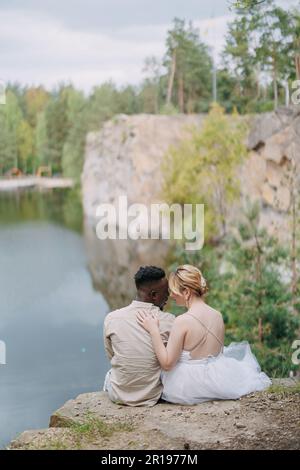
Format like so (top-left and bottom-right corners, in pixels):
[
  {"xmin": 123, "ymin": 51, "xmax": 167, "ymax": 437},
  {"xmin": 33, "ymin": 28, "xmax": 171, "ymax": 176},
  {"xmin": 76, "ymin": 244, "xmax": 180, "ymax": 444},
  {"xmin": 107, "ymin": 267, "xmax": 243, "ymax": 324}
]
[{"xmin": 0, "ymin": 189, "xmax": 110, "ymax": 448}]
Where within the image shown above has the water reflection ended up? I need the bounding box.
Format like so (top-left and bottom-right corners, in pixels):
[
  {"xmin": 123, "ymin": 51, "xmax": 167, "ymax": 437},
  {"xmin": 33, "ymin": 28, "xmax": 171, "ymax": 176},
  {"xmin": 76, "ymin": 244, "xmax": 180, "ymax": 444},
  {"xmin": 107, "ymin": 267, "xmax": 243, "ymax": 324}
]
[
  {"xmin": 0, "ymin": 189, "xmax": 109, "ymax": 448},
  {"xmin": 0, "ymin": 187, "xmax": 83, "ymax": 232},
  {"xmin": 84, "ymin": 218, "xmax": 170, "ymax": 310},
  {"xmin": 0, "ymin": 188, "xmax": 171, "ymax": 448}
]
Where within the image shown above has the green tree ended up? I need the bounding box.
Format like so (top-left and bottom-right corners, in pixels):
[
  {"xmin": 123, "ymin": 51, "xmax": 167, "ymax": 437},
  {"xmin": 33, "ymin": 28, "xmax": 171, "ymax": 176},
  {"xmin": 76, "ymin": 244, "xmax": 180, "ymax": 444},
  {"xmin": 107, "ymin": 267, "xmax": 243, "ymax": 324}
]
[
  {"xmin": 35, "ymin": 111, "xmax": 49, "ymax": 169},
  {"xmin": 223, "ymin": 12, "xmax": 257, "ymax": 110},
  {"xmin": 44, "ymin": 87, "xmax": 70, "ymax": 173},
  {"xmin": 167, "ymin": 203, "xmax": 299, "ymax": 376},
  {"xmin": 87, "ymin": 82, "xmax": 120, "ymax": 131},
  {"xmin": 164, "ymin": 18, "xmax": 213, "ymax": 113},
  {"xmin": 223, "ymin": 203, "xmax": 299, "ymax": 375},
  {"xmin": 162, "ymin": 104, "xmax": 247, "ymax": 240},
  {"xmin": 1, "ymin": 91, "xmax": 23, "ymax": 171},
  {"xmin": 0, "ymin": 109, "xmax": 10, "ymax": 174},
  {"xmin": 230, "ymin": 0, "xmax": 267, "ymax": 10},
  {"xmin": 216, "ymin": 68, "xmax": 241, "ymax": 112},
  {"xmin": 17, "ymin": 120, "xmax": 33, "ymax": 173},
  {"xmin": 252, "ymin": 1, "xmax": 294, "ymax": 109},
  {"xmin": 141, "ymin": 56, "xmax": 162, "ymax": 113},
  {"xmin": 62, "ymin": 88, "xmax": 87, "ymax": 181},
  {"xmin": 291, "ymin": 7, "xmax": 300, "ymax": 80},
  {"xmin": 116, "ymin": 85, "xmax": 139, "ymax": 114},
  {"xmin": 224, "ymin": 1, "xmax": 297, "ymax": 110},
  {"xmin": 24, "ymin": 86, "xmax": 50, "ymax": 127}
]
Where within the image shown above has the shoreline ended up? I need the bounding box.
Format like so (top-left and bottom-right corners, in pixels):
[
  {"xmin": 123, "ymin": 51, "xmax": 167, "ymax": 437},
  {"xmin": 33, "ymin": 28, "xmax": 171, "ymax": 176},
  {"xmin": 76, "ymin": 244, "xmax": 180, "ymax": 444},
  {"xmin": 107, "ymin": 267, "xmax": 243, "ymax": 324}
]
[{"xmin": 0, "ymin": 177, "xmax": 74, "ymax": 191}]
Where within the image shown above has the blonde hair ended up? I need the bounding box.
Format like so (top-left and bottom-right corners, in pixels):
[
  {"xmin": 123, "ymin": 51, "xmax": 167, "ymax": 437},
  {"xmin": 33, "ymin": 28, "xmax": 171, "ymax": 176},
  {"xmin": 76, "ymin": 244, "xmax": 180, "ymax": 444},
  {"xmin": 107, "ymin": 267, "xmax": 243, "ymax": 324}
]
[{"xmin": 169, "ymin": 264, "xmax": 208, "ymax": 297}]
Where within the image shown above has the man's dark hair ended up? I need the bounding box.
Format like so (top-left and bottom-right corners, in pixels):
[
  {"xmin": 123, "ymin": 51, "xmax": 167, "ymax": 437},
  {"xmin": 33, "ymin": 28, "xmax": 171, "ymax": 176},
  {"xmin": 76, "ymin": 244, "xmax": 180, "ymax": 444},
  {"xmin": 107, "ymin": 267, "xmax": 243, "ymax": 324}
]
[{"xmin": 134, "ymin": 266, "xmax": 165, "ymax": 289}]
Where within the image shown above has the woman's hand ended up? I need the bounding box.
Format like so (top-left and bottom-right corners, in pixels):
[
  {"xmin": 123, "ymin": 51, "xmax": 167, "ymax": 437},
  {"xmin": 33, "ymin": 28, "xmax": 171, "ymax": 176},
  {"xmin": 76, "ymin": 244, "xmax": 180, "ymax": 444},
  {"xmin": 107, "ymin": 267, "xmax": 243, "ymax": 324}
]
[{"xmin": 136, "ymin": 309, "xmax": 159, "ymax": 334}]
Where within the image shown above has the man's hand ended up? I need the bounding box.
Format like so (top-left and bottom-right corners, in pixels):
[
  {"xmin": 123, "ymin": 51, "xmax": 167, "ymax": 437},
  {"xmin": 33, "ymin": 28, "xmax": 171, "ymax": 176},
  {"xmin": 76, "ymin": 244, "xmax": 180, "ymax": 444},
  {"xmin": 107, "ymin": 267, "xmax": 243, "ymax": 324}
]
[{"xmin": 136, "ymin": 309, "xmax": 160, "ymax": 334}]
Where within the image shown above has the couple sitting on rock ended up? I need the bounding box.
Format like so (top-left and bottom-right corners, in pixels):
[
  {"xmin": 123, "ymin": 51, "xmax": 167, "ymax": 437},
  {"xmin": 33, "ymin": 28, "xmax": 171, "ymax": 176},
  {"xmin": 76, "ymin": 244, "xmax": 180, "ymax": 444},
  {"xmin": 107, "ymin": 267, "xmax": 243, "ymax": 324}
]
[{"xmin": 103, "ymin": 265, "xmax": 271, "ymax": 406}]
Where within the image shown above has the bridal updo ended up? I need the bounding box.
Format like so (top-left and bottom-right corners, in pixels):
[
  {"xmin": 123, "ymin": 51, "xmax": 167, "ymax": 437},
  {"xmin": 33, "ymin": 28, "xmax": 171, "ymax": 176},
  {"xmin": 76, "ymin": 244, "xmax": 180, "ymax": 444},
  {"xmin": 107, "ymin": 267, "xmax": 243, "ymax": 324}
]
[{"xmin": 169, "ymin": 264, "xmax": 208, "ymax": 297}]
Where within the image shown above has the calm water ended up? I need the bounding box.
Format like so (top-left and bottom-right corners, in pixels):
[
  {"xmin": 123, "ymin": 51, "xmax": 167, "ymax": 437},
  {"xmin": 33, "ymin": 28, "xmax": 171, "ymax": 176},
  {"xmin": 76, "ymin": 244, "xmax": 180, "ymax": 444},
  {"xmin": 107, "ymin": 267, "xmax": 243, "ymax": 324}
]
[{"xmin": 0, "ymin": 189, "xmax": 110, "ymax": 448}]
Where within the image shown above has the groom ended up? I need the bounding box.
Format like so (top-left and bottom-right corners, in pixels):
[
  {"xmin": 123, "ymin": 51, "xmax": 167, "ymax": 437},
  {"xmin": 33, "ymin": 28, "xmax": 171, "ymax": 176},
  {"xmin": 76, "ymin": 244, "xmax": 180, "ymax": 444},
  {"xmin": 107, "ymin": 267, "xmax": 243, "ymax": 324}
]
[{"xmin": 103, "ymin": 266, "xmax": 175, "ymax": 406}]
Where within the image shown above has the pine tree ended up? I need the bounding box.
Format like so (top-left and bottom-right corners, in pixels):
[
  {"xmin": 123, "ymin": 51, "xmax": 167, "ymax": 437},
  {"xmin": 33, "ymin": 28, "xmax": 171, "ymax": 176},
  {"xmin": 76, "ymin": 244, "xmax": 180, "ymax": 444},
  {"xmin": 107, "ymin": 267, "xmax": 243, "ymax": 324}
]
[
  {"xmin": 35, "ymin": 111, "xmax": 49, "ymax": 169},
  {"xmin": 167, "ymin": 203, "xmax": 300, "ymax": 376},
  {"xmin": 17, "ymin": 120, "xmax": 33, "ymax": 173},
  {"xmin": 44, "ymin": 87, "xmax": 70, "ymax": 174},
  {"xmin": 62, "ymin": 88, "xmax": 87, "ymax": 181},
  {"xmin": 2, "ymin": 90, "xmax": 23, "ymax": 171},
  {"xmin": 164, "ymin": 18, "xmax": 212, "ymax": 113},
  {"xmin": 223, "ymin": 12, "xmax": 257, "ymax": 107}
]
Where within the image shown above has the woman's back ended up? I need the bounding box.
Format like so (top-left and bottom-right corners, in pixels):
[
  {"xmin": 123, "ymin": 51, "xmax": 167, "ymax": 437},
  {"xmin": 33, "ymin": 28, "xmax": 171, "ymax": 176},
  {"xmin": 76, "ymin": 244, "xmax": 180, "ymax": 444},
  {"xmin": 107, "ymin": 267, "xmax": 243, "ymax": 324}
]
[
  {"xmin": 182, "ymin": 305, "xmax": 225, "ymax": 359},
  {"xmin": 160, "ymin": 264, "xmax": 271, "ymax": 405}
]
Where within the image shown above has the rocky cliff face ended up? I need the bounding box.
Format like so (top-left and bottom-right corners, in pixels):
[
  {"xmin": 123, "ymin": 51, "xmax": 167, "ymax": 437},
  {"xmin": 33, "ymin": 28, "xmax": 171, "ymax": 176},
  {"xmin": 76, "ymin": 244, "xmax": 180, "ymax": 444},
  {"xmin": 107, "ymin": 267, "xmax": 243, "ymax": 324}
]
[
  {"xmin": 9, "ymin": 380, "xmax": 300, "ymax": 450},
  {"xmin": 82, "ymin": 114, "xmax": 204, "ymax": 218},
  {"xmin": 82, "ymin": 108, "xmax": 300, "ymax": 227},
  {"xmin": 82, "ymin": 114, "xmax": 204, "ymax": 308},
  {"xmin": 241, "ymin": 106, "xmax": 300, "ymax": 237},
  {"xmin": 81, "ymin": 108, "xmax": 300, "ymax": 309}
]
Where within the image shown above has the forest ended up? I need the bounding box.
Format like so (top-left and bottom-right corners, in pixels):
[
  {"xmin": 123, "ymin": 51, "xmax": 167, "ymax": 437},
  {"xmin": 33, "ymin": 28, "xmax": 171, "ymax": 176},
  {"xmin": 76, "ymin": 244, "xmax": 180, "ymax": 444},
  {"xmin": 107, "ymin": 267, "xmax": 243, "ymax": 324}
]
[{"xmin": 1, "ymin": 0, "xmax": 300, "ymax": 180}]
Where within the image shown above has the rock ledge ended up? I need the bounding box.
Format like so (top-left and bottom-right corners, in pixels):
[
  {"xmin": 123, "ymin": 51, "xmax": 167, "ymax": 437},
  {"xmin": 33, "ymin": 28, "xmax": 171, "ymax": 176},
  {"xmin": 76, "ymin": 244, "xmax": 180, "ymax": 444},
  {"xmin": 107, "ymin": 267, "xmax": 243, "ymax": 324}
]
[{"xmin": 9, "ymin": 378, "xmax": 300, "ymax": 450}]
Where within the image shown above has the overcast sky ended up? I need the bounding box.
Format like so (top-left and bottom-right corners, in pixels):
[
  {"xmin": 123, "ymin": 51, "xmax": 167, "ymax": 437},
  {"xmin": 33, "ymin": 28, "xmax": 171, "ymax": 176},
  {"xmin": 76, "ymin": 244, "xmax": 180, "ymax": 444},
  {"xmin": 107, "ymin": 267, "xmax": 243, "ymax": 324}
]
[{"xmin": 0, "ymin": 0, "xmax": 296, "ymax": 92}]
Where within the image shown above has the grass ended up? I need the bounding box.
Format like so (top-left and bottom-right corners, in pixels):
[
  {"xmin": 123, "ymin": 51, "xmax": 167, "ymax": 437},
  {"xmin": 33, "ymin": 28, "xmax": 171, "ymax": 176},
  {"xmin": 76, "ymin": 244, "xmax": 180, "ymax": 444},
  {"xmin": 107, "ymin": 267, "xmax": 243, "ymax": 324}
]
[
  {"xmin": 67, "ymin": 413, "xmax": 134, "ymax": 438},
  {"xmin": 266, "ymin": 382, "xmax": 300, "ymax": 396},
  {"xmin": 13, "ymin": 436, "xmax": 69, "ymax": 451},
  {"xmin": 41, "ymin": 440, "xmax": 69, "ymax": 450},
  {"xmin": 12, "ymin": 412, "xmax": 136, "ymax": 450},
  {"xmin": 29, "ymin": 414, "xmax": 135, "ymax": 450},
  {"xmin": 53, "ymin": 413, "xmax": 136, "ymax": 449}
]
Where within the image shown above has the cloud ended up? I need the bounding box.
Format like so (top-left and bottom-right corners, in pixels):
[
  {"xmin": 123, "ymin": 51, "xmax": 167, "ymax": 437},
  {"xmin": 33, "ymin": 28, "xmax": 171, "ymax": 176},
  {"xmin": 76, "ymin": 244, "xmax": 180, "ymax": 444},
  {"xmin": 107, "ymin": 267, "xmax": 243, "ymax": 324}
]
[
  {"xmin": 195, "ymin": 15, "xmax": 232, "ymax": 63},
  {"xmin": 0, "ymin": 0, "xmax": 230, "ymax": 31},
  {"xmin": 0, "ymin": 8, "xmax": 232, "ymax": 92}
]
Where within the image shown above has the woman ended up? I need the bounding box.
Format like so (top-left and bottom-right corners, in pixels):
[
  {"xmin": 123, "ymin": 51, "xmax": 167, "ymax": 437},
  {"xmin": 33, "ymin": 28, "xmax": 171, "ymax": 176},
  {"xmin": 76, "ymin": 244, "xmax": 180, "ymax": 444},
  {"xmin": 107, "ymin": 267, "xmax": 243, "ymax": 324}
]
[{"xmin": 136, "ymin": 264, "xmax": 271, "ymax": 405}]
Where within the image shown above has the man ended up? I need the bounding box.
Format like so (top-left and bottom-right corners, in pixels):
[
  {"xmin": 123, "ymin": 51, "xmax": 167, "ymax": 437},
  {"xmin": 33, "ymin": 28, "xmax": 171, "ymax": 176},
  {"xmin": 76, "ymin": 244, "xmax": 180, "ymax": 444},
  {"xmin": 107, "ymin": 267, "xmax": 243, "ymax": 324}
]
[{"xmin": 103, "ymin": 266, "xmax": 175, "ymax": 406}]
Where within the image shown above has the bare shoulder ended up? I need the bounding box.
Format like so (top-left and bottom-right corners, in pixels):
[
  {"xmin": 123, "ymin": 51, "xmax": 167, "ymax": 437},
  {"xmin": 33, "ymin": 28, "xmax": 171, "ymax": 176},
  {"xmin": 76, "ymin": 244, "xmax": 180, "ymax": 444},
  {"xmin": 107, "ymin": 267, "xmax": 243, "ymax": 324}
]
[
  {"xmin": 169, "ymin": 314, "xmax": 189, "ymax": 336},
  {"xmin": 205, "ymin": 303, "xmax": 223, "ymax": 318},
  {"xmin": 173, "ymin": 314, "xmax": 190, "ymax": 326},
  {"xmin": 208, "ymin": 306, "xmax": 225, "ymax": 328}
]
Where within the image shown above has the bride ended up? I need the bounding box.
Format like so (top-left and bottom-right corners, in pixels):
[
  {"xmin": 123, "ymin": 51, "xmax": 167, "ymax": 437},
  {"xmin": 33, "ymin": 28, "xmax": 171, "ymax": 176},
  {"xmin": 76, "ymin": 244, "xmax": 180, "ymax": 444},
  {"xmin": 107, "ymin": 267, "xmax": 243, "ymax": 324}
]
[{"xmin": 136, "ymin": 264, "xmax": 271, "ymax": 405}]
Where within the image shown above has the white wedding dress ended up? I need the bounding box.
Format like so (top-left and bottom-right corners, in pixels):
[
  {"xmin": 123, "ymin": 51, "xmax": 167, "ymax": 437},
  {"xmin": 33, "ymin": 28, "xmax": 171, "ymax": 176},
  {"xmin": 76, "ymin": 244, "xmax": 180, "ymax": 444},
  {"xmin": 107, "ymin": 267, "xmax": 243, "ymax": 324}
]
[{"xmin": 161, "ymin": 315, "xmax": 271, "ymax": 405}]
